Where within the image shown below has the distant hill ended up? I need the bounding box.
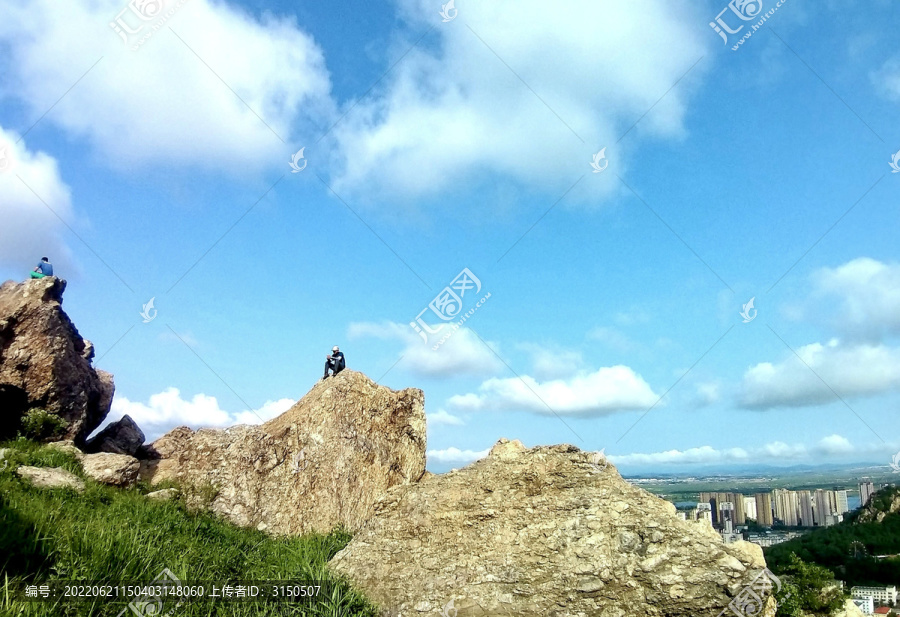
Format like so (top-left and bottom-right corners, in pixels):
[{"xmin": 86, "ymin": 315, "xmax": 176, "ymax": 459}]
[{"xmin": 764, "ymin": 486, "xmax": 900, "ymax": 587}]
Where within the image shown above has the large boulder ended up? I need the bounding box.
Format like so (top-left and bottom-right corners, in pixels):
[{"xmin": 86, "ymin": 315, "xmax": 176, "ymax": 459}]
[
  {"xmin": 16, "ymin": 465, "xmax": 85, "ymax": 491},
  {"xmin": 82, "ymin": 452, "xmax": 140, "ymax": 487},
  {"xmin": 330, "ymin": 439, "xmax": 777, "ymax": 617},
  {"xmin": 140, "ymin": 370, "xmax": 426, "ymax": 535},
  {"xmin": 85, "ymin": 414, "xmax": 145, "ymax": 455},
  {"xmin": 0, "ymin": 277, "xmax": 114, "ymax": 445}
]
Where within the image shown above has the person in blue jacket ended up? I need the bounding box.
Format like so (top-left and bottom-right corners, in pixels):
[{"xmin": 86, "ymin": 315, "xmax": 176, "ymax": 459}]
[
  {"xmin": 30, "ymin": 257, "xmax": 53, "ymax": 279},
  {"xmin": 323, "ymin": 346, "xmax": 346, "ymax": 379}
]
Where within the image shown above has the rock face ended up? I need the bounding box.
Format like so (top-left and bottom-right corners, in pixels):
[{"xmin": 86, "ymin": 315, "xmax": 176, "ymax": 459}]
[
  {"xmin": 81, "ymin": 452, "xmax": 140, "ymax": 487},
  {"xmin": 330, "ymin": 439, "xmax": 776, "ymax": 617},
  {"xmin": 0, "ymin": 277, "xmax": 114, "ymax": 445},
  {"xmin": 85, "ymin": 414, "xmax": 145, "ymax": 455},
  {"xmin": 16, "ymin": 466, "xmax": 85, "ymax": 491},
  {"xmin": 140, "ymin": 370, "xmax": 426, "ymax": 535}
]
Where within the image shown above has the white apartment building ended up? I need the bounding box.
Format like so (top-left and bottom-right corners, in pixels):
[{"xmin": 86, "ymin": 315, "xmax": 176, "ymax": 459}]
[
  {"xmin": 852, "ymin": 597, "xmax": 874, "ymax": 615},
  {"xmin": 851, "ymin": 585, "xmax": 898, "ymax": 605}
]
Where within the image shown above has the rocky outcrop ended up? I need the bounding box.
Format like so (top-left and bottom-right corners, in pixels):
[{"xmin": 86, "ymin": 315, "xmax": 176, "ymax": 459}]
[
  {"xmin": 16, "ymin": 466, "xmax": 85, "ymax": 491},
  {"xmin": 0, "ymin": 277, "xmax": 115, "ymax": 445},
  {"xmin": 82, "ymin": 452, "xmax": 140, "ymax": 487},
  {"xmin": 140, "ymin": 370, "xmax": 426, "ymax": 535},
  {"xmin": 85, "ymin": 415, "xmax": 145, "ymax": 455},
  {"xmin": 330, "ymin": 439, "xmax": 776, "ymax": 617}
]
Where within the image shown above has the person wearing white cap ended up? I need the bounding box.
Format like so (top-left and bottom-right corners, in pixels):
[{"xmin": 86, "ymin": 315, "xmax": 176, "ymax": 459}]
[{"xmin": 323, "ymin": 345, "xmax": 346, "ymax": 379}]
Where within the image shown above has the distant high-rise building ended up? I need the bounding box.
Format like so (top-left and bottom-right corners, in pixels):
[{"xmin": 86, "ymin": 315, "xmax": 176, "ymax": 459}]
[
  {"xmin": 815, "ymin": 489, "xmax": 831, "ymax": 526},
  {"xmin": 773, "ymin": 489, "xmax": 800, "ymax": 526},
  {"xmin": 733, "ymin": 494, "xmax": 746, "ymax": 525},
  {"xmin": 799, "ymin": 491, "xmax": 814, "ymax": 527},
  {"xmin": 833, "ymin": 490, "xmax": 849, "ymax": 515},
  {"xmin": 743, "ymin": 496, "xmax": 757, "ymax": 521},
  {"xmin": 755, "ymin": 493, "xmax": 773, "ymax": 526},
  {"xmin": 859, "ymin": 482, "xmax": 876, "ymax": 508}
]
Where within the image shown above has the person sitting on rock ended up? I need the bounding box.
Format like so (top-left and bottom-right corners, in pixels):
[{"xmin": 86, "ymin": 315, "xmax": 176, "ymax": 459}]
[
  {"xmin": 30, "ymin": 257, "xmax": 53, "ymax": 279},
  {"xmin": 324, "ymin": 345, "xmax": 346, "ymax": 379}
]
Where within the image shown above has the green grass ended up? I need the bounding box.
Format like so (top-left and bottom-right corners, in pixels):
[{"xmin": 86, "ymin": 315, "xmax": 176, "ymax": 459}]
[{"xmin": 0, "ymin": 438, "xmax": 379, "ymax": 616}]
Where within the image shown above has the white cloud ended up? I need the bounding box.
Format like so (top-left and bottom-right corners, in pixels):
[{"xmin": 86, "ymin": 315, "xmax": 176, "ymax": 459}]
[
  {"xmin": 739, "ymin": 339, "xmax": 900, "ymax": 409},
  {"xmin": 811, "ymin": 258, "xmax": 900, "ymax": 341},
  {"xmin": 107, "ymin": 388, "xmax": 295, "ymax": 441},
  {"xmin": 610, "ymin": 435, "xmax": 869, "ymax": 467},
  {"xmin": 516, "ymin": 342, "xmax": 583, "ymax": 380},
  {"xmin": 0, "ymin": 128, "xmax": 76, "ymax": 273},
  {"xmin": 348, "ymin": 320, "xmax": 502, "ymax": 377},
  {"xmin": 609, "ymin": 445, "xmax": 750, "ymax": 466},
  {"xmin": 426, "ymin": 446, "xmax": 490, "ymax": 465},
  {"xmin": 447, "ymin": 366, "xmax": 659, "ymax": 417},
  {"xmin": 695, "ymin": 381, "xmax": 721, "ymax": 406},
  {"xmin": 817, "ymin": 434, "xmax": 853, "ymax": 455},
  {"xmin": 871, "ymin": 56, "xmax": 900, "ymax": 101},
  {"xmin": 427, "ymin": 409, "xmax": 464, "ymax": 426},
  {"xmin": 330, "ymin": 0, "xmax": 709, "ymax": 202},
  {"xmin": 0, "ymin": 0, "xmax": 332, "ymax": 173},
  {"xmin": 586, "ymin": 326, "xmax": 637, "ymax": 353}
]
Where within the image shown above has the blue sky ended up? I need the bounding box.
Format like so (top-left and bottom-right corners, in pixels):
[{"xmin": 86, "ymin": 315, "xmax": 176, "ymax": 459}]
[{"xmin": 1, "ymin": 0, "xmax": 899, "ymax": 474}]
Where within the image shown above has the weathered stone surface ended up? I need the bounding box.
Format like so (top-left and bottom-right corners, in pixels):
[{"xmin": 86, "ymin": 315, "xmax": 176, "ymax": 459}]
[
  {"xmin": 330, "ymin": 438, "xmax": 776, "ymax": 617},
  {"xmin": 85, "ymin": 414, "xmax": 145, "ymax": 456},
  {"xmin": 833, "ymin": 598, "xmax": 866, "ymax": 617},
  {"xmin": 82, "ymin": 452, "xmax": 140, "ymax": 487},
  {"xmin": 146, "ymin": 488, "xmax": 179, "ymax": 501},
  {"xmin": 140, "ymin": 370, "xmax": 426, "ymax": 535},
  {"xmin": 16, "ymin": 465, "xmax": 85, "ymax": 491},
  {"xmin": 0, "ymin": 277, "xmax": 115, "ymax": 445},
  {"xmin": 46, "ymin": 440, "xmax": 85, "ymax": 461}
]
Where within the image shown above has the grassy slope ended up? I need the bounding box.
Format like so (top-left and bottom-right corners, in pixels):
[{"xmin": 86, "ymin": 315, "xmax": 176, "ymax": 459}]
[{"xmin": 0, "ymin": 439, "xmax": 378, "ymax": 617}]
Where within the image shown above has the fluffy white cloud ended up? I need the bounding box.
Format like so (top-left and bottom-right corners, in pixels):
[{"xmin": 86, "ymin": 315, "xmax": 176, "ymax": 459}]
[
  {"xmin": 694, "ymin": 381, "xmax": 721, "ymax": 406},
  {"xmin": 348, "ymin": 320, "xmax": 502, "ymax": 377},
  {"xmin": 426, "ymin": 446, "xmax": 490, "ymax": 465},
  {"xmin": 739, "ymin": 339, "xmax": 900, "ymax": 409},
  {"xmin": 0, "ymin": 0, "xmax": 331, "ymax": 173},
  {"xmin": 0, "ymin": 128, "xmax": 76, "ymax": 272},
  {"xmin": 447, "ymin": 366, "xmax": 659, "ymax": 417},
  {"xmin": 106, "ymin": 388, "xmax": 295, "ymax": 441},
  {"xmin": 330, "ymin": 0, "xmax": 710, "ymax": 202},
  {"xmin": 427, "ymin": 409, "xmax": 464, "ymax": 426},
  {"xmin": 811, "ymin": 258, "xmax": 900, "ymax": 341},
  {"xmin": 817, "ymin": 434, "xmax": 853, "ymax": 455}
]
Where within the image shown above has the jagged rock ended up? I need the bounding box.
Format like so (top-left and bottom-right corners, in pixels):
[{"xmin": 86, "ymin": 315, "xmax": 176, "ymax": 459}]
[
  {"xmin": 0, "ymin": 277, "xmax": 115, "ymax": 445},
  {"xmin": 330, "ymin": 438, "xmax": 776, "ymax": 617},
  {"xmin": 82, "ymin": 452, "xmax": 140, "ymax": 487},
  {"xmin": 146, "ymin": 488, "xmax": 179, "ymax": 501},
  {"xmin": 46, "ymin": 440, "xmax": 85, "ymax": 461},
  {"xmin": 140, "ymin": 369, "xmax": 426, "ymax": 535},
  {"xmin": 16, "ymin": 465, "xmax": 85, "ymax": 491},
  {"xmin": 85, "ymin": 414, "xmax": 145, "ymax": 456},
  {"xmin": 834, "ymin": 599, "xmax": 866, "ymax": 617}
]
